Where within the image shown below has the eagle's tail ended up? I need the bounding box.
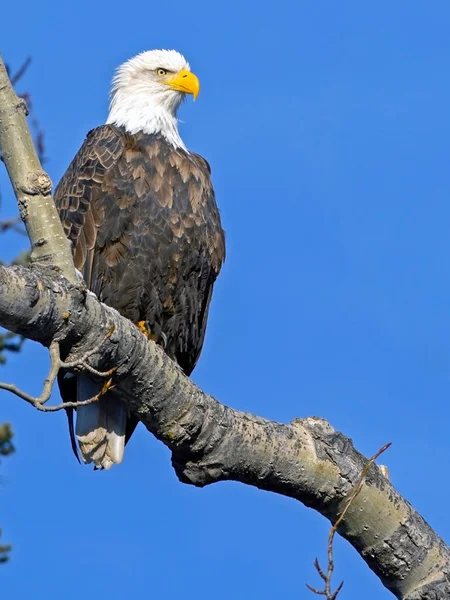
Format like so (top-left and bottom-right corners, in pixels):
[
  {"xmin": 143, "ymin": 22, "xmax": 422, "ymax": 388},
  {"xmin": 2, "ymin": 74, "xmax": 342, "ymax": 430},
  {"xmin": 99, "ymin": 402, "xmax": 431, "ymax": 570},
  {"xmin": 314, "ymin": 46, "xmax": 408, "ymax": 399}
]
[{"xmin": 75, "ymin": 375, "xmax": 127, "ymax": 470}]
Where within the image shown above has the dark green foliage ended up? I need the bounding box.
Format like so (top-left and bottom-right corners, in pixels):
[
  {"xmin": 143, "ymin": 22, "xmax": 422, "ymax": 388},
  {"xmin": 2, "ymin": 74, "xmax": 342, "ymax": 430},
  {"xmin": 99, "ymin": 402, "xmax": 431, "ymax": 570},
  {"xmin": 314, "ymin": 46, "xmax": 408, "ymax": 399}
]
[
  {"xmin": 0, "ymin": 332, "xmax": 25, "ymax": 364},
  {"xmin": 0, "ymin": 533, "xmax": 11, "ymax": 564},
  {"xmin": 0, "ymin": 424, "xmax": 14, "ymax": 563},
  {"xmin": 0, "ymin": 423, "xmax": 14, "ymax": 456}
]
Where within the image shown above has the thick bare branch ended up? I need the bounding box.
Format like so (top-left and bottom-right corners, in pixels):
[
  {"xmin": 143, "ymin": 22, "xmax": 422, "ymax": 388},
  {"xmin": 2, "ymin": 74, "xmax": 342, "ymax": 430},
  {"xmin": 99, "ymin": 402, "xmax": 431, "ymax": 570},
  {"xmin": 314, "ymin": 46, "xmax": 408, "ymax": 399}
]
[
  {"xmin": 0, "ymin": 263, "xmax": 447, "ymax": 600},
  {"xmin": 0, "ymin": 54, "xmax": 76, "ymax": 281}
]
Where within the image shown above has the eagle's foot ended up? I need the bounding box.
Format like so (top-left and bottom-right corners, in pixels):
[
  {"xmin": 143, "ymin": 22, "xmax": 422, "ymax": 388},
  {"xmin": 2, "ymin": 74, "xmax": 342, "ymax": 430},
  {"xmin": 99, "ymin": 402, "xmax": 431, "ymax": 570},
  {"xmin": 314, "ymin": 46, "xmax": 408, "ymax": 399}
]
[
  {"xmin": 137, "ymin": 320, "xmax": 159, "ymax": 343},
  {"xmin": 137, "ymin": 320, "xmax": 152, "ymax": 338},
  {"xmin": 136, "ymin": 321, "xmax": 167, "ymax": 349}
]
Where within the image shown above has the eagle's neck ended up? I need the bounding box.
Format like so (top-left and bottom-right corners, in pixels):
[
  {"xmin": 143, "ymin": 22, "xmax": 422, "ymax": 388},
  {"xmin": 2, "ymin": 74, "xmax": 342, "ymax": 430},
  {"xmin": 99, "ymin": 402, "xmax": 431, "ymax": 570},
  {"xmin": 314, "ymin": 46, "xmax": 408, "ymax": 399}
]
[{"xmin": 106, "ymin": 91, "xmax": 187, "ymax": 151}]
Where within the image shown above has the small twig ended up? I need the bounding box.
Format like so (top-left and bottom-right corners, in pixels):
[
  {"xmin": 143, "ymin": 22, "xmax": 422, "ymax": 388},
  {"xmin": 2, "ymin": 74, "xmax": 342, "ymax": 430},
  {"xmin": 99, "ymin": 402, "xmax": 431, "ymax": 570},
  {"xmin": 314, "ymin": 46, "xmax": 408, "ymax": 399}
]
[
  {"xmin": 0, "ymin": 340, "xmax": 60, "ymax": 406},
  {"xmin": 34, "ymin": 392, "xmax": 107, "ymax": 413},
  {"xmin": 0, "ymin": 326, "xmax": 116, "ymax": 412},
  {"xmin": 61, "ymin": 326, "xmax": 115, "ymax": 371},
  {"xmin": 69, "ymin": 362, "xmax": 117, "ymax": 379},
  {"xmin": 306, "ymin": 442, "xmax": 392, "ymax": 599},
  {"xmin": 0, "ymin": 330, "xmax": 25, "ymax": 363},
  {"xmin": 8, "ymin": 57, "xmax": 47, "ymax": 164},
  {"xmin": 9, "ymin": 57, "xmax": 31, "ymax": 86},
  {"xmin": 0, "ymin": 216, "xmax": 26, "ymax": 235}
]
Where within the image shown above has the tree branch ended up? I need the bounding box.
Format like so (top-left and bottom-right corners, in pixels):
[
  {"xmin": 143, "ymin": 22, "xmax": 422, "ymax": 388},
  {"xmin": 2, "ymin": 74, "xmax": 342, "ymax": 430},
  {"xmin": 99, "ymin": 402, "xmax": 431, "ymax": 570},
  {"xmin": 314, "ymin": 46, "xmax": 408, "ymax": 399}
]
[
  {"xmin": 307, "ymin": 442, "xmax": 391, "ymax": 599},
  {"xmin": 0, "ymin": 51, "xmax": 449, "ymax": 600},
  {"xmin": 0, "ymin": 53, "xmax": 76, "ymax": 282},
  {"xmin": 0, "ymin": 264, "xmax": 448, "ymax": 599},
  {"xmin": 0, "ymin": 330, "xmax": 117, "ymax": 411}
]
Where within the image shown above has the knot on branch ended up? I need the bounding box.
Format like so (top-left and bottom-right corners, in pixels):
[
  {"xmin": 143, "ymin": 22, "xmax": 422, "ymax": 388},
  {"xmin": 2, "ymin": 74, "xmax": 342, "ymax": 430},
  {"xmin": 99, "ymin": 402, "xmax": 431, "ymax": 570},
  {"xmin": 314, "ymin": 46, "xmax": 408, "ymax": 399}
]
[
  {"xmin": 169, "ymin": 402, "xmax": 234, "ymax": 488},
  {"xmin": 16, "ymin": 97, "xmax": 29, "ymax": 117},
  {"xmin": 23, "ymin": 170, "xmax": 52, "ymax": 195},
  {"xmin": 292, "ymin": 416, "xmax": 336, "ymax": 436},
  {"xmin": 171, "ymin": 454, "xmax": 226, "ymax": 487}
]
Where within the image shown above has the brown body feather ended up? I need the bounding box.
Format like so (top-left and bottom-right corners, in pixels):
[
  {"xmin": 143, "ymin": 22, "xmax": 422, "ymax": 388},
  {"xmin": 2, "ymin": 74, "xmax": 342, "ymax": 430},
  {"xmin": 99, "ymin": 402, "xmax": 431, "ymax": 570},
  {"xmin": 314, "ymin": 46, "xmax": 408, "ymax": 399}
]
[{"xmin": 55, "ymin": 125, "xmax": 225, "ymax": 463}]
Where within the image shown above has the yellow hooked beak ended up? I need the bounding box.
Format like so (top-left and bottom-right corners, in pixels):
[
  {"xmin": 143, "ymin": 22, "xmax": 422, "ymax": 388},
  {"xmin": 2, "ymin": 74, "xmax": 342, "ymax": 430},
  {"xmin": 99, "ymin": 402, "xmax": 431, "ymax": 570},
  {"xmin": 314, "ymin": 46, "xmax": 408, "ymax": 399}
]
[{"xmin": 166, "ymin": 70, "xmax": 200, "ymax": 100}]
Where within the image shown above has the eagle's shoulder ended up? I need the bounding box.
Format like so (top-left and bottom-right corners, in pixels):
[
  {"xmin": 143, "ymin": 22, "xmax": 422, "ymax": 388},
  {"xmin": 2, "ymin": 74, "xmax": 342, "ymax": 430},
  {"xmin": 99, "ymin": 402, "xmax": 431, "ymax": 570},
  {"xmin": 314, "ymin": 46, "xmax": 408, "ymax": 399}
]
[
  {"xmin": 54, "ymin": 125, "xmax": 126, "ymax": 214},
  {"xmin": 191, "ymin": 152, "xmax": 212, "ymax": 175},
  {"xmin": 187, "ymin": 150, "xmax": 225, "ymax": 275},
  {"xmin": 54, "ymin": 125, "xmax": 129, "ymax": 274}
]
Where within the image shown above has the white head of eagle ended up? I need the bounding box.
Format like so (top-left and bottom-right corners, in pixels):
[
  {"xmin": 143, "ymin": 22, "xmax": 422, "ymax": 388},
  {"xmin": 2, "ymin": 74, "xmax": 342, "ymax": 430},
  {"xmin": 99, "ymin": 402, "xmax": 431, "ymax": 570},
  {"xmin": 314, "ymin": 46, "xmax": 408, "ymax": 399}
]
[{"xmin": 106, "ymin": 49, "xmax": 199, "ymax": 150}]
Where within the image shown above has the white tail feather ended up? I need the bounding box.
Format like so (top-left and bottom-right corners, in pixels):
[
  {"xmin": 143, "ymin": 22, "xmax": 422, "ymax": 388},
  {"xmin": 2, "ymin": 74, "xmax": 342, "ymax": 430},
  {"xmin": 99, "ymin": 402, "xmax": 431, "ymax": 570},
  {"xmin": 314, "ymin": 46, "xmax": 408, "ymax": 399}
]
[{"xmin": 75, "ymin": 375, "xmax": 127, "ymax": 469}]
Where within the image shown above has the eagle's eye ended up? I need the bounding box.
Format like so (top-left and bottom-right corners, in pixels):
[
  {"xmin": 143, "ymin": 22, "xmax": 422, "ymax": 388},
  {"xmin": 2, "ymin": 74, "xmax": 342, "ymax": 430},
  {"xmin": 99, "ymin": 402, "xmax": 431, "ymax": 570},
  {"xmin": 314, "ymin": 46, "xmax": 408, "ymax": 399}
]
[{"xmin": 156, "ymin": 68, "xmax": 168, "ymax": 76}]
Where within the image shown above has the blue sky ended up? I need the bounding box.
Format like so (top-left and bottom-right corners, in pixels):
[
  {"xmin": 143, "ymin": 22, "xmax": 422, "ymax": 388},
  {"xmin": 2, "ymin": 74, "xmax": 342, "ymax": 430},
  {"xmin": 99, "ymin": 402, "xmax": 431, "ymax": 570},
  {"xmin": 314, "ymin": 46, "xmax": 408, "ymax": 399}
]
[{"xmin": 1, "ymin": 1, "xmax": 450, "ymax": 598}]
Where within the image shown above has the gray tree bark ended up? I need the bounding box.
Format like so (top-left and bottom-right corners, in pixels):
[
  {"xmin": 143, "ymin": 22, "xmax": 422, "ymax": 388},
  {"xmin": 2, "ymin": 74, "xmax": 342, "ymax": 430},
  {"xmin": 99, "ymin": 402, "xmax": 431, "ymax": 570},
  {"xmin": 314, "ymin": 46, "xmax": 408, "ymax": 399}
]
[
  {"xmin": 1, "ymin": 53, "xmax": 449, "ymax": 600},
  {"xmin": 0, "ymin": 55, "xmax": 76, "ymax": 281}
]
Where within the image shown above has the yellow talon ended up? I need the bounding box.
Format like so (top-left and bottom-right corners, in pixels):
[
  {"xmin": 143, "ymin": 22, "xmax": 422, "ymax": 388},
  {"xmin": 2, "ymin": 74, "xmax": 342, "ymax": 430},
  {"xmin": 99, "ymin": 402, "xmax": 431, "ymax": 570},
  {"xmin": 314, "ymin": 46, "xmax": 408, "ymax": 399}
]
[
  {"xmin": 137, "ymin": 321, "xmax": 159, "ymax": 342},
  {"xmin": 137, "ymin": 320, "xmax": 149, "ymax": 337}
]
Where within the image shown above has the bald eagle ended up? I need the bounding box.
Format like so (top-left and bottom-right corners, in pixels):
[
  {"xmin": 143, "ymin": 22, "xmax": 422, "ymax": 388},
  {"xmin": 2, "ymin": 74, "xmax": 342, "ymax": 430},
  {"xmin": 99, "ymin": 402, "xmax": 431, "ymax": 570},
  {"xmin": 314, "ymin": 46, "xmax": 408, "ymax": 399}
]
[{"xmin": 55, "ymin": 50, "xmax": 225, "ymax": 469}]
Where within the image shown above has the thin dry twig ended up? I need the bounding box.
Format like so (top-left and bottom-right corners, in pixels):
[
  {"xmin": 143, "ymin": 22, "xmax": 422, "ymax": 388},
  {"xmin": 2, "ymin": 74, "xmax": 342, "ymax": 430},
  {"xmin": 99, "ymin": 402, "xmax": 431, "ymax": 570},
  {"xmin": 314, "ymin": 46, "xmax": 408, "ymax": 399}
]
[
  {"xmin": 3, "ymin": 59, "xmax": 46, "ymax": 165},
  {"xmin": 306, "ymin": 442, "xmax": 392, "ymax": 599},
  {"xmin": 62, "ymin": 326, "xmax": 115, "ymax": 373},
  {"xmin": 8, "ymin": 57, "xmax": 47, "ymax": 165},
  {"xmin": 9, "ymin": 57, "xmax": 31, "ymax": 86},
  {"xmin": 34, "ymin": 392, "xmax": 109, "ymax": 413},
  {"xmin": 0, "ymin": 216, "xmax": 26, "ymax": 236},
  {"xmin": 0, "ymin": 327, "xmax": 116, "ymax": 412},
  {"xmin": 0, "ymin": 330, "xmax": 25, "ymax": 362},
  {"xmin": 0, "ymin": 340, "xmax": 60, "ymax": 406}
]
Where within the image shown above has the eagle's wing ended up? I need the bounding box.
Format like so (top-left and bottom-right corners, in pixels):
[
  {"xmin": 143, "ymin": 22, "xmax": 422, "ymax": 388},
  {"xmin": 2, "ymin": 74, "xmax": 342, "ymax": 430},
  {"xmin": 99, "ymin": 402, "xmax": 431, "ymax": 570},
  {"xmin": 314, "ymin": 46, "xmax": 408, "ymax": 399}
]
[
  {"xmin": 183, "ymin": 152, "xmax": 225, "ymax": 373},
  {"xmin": 54, "ymin": 125, "xmax": 132, "ymax": 469},
  {"xmin": 55, "ymin": 125, "xmax": 126, "ymax": 288}
]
